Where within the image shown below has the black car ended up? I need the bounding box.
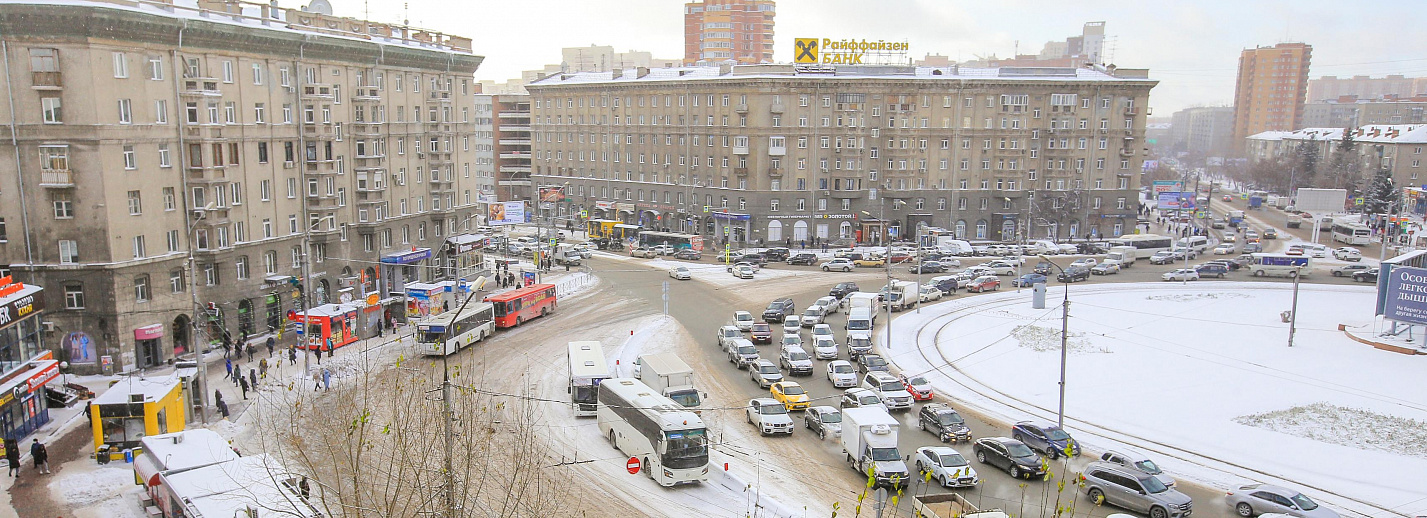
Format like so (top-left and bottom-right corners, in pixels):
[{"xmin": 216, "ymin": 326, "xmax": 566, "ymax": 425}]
[
  {"xmin": 1353, "ymin": 268, "xmax": 1379, "ymax": 283},
  {"xmin": 1194, "ymin": 263, "xmax": 1229, "ymax": 278},
  {"xmin": 1011, "ymin": 421, "xmax": 1080, "ymax": 459},
  {"xmin": 673, "ymin": 249, "xmax": 702, "ymax": 260},
  {"xmin": 857, "ymin": 354, "xmax": 890, "ymax": 374},
  {"xmin": 1057, "ymin": 267, "xmax": 1090, "ymax": 283},
  {"xmin": 763, "ymin": 247, "xmax": 791, "ymax": 262},
  {"xmin": 742, "ymin": 253, "xmax": 769, "ymax": 266},
  {"xmin": 909, "ymin": 261, "xmax": 944, "ymax": 274},
  {"xmin": 929, "ymin": 278, "xmax": 958, "ymax": 294},
  {"xmin": 762, "ymin": 298, "xmax": 796, "ymax": 322},
  {"xmin": 830, "ymin": 282, "xmax": 860, "ymax": 299},
  {"xmin": 1033, "ymin": 261, "xmax": 1054, "ymax": 275},
  {"xmin": 973, "ymin": 437, "xmax": 1046, "ymax": 479},
  {"xmin": 918, "ymin": 403, "xmax": 972, "ymax": 443},
  {"xmin": 788, "ymin": 253, "xmax": 818, "ymax": 266}
]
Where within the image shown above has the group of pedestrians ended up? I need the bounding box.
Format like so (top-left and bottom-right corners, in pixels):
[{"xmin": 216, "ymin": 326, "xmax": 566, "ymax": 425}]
[
  {"xmin": 4, "ymin": 437, "xmax": 49, "ymax": 478},
  {"xmin": 494, "ymin": 260, "xmax": 522, "ymax": 289}
]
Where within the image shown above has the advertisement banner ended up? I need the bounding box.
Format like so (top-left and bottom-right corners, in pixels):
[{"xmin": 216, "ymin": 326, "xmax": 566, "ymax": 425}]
[
  {"xmin": 1381, "ymin": 266, "xmax": 1427, "ymax": 325},
  {"xmin": 1152, "ymin": 181, "xmax": 1183, "ymax": 195},
  {"xmin": 489, "ymin": 201, "xmax": 525, "ymax": 225},
  {"xmin": 538, "ymin": 187, "xmax": 564, "ymax": 203},
  {"xmin": 1156, "ymin": 192, "xmax": 1195, "ymax": 210}
]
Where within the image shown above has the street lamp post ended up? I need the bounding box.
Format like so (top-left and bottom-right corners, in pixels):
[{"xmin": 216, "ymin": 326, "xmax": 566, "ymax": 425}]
[
  {"xmin": 186, "ymin": 203, "xmax": 216, "ymax": 425},
  {"xmin": 300, "ymin": 215, "xmax": 336, "ymax": 383},
  {"xmin": 1037, "ymin": 254, "xmax": 1071, "ymax": 430},
  {"xmin": 863, "ymin": 198, "xmax": 904, "ymax": 350}
]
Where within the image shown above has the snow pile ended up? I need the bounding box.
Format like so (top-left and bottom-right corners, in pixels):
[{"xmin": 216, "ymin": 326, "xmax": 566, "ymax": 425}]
[
  {"xmin": 1009, "ymin": 324, "xmax": 1110, "ymax": 354},
  {"xmin": 1234, "ymin": 403, "xmax": 1427, "ymax": 459},
  {"xmin": 48, "ymin": 463, "xmax": 147, "ymax": 518}
]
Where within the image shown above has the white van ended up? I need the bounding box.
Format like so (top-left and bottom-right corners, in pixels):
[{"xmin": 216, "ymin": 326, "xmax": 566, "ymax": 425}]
[
  {"xmin": 845, "ymin": 308, "xmax": 873, "ymax": 341},
  {"xmin": 1104, "ymin": 245, "xmax": 1138, "ymax": 268},
  {"xmin": 935, "ymin": 238, "xmax": 975, "ymax": 256},
  {"xmin": 1177, "ymin": 236, "xmax": 1209, "ymax": 254}
]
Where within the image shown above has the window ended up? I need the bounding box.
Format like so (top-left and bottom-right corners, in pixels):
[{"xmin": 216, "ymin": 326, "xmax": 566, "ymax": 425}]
[
  {"xmin": 59, "ymin": 239, "xmax": 78, "ymax": 263},
  {"xmin": 236, "ymin": 256, "xmax": 249, "ymax": 280},
  {"xmin": 127, "ymin": 190, "xmax": 142, "ymax": 215},
  {"xmin": 52, "ymin": 192, "xmax": 73, "ymax": 218},
  {"xmin": 64, "ymin": 284, "xmax": 84, "ymax": 309},
  {"xmin": 112, "ymin": 52, "xmax": 128, "ymax": 78},
  {"xmin": 132, "ymin": 235, "xmax": 146, "ymax": 259},
  {"xmin": 166, "ymin": 229, "xmax": 179, "ymax": 252},
  {"xmin": 41, "ymin": 97, "xmax": 62, "ymax": 123},
  {"xmin": 251, "ymin": 63, "xmax": 264, "ymax": 85},
  {"xmin": 254, "ymin": 103, "xmax": 265, "ymax": 123},
  {"xmin": 133, "ymin": 275, "xmax": 151, "ymax": 302},
  {"xmin": 117, "ymin": 99, "xmax": 132, "ymax": 124},
  {"xmin": 121, "ymin": 145, "xmax": 136, "ymax": 169},
  {"xmin": 263, "ymin": 251, "xmax": 277, "ymax": 274},
  {"xmin": 169, "ymin": 270, "xmax": 185, "ymax": 293},
  {"xmin": 222, "ymin": 60, "xmax": 234, "ymax": 83}
]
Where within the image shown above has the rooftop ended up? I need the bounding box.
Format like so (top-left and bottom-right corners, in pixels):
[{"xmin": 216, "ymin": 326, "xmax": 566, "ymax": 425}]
[
  {"xmin": 163, "ymin": 454, "xmax": 319, "ymax": 518},
  {"xmin": 1250, "ymin": 125, "xmax": 1427, "ymax": 144},
  {"xmin": 92, "ymin": 375, "xmax": 181, "ymax": 406},
  {"xmin": 140, "ymin": 429, "xmax": 239, "ymax": 472},
  {"xmin": 528, "ymin": 63, "xmax": 1154, "ymax": 88}
]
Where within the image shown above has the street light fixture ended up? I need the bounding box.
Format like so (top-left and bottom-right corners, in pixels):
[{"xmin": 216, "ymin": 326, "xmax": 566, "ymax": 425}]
[
  {"xmin": 1036, "ymin": 254, "xmax": 1072, "ymax": 430},
  {"xmin": 186, "ymin": 202, "xmax": 215, "ymax": 425}
]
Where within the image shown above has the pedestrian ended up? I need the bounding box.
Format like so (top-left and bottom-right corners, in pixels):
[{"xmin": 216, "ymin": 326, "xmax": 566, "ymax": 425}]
[
  {"xmin": 30, "ymin": 438, "xmax": 49, "ymax": 474},
  {"xmin": 246, "ymin": 342, "xmax": 257, "ymax": 362},
  {"xmin": 232, "ymin": 364, "xmax": 242, "ymax": 386},
  {"xmin": 288, "ymin": 345, "xmax": 297, "ymax": 366},
  {"xmin": 249, "ymin": 368, "xmax": 257, "ymax": 389},
  {"xmin": 239, "ymin": 376, "xmax": 249, "ymax": 400},
  {"xmin": 239, "ymin": 331, "xmax": 249, "ymax": 352},
  {"xmin": 222, "ymin": 333, "xmax": 233, "ymax": 359},
  {"xmin": 5, "ymin": 438, "xmax": 19, "ymax": 478},
  {"xmin": 442, "ymin": 300, "xmax": 450, "ymax": 312},
  {"xmin": 299, "ymin": 476, "xmax": 311, "ymax": 498},
  {"xmin": 225, "ymin": 358, "xmax": 234, "ymax": 380},
  {"xmin": 266, "ymin": 336, "xmax": 275, "ymax": 358},
  {"xmin": 322, "ymin": 368, "xmax": 331, "ymax": 390}
]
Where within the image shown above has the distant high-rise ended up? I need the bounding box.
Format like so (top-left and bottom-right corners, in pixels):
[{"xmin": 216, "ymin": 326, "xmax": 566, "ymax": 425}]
[
  {"xmin": 1231, "ymin": 43, "xmax": 1312, "ymax": 145},
  {"xmin": 684, "ymin": 0, "xmax": 775, "ymax": 64}
]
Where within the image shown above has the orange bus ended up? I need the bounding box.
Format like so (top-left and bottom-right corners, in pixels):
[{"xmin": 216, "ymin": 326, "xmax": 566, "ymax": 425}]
[{"xmin": 484, "ymin": 283, "xmax": 557, "ymax": 327}]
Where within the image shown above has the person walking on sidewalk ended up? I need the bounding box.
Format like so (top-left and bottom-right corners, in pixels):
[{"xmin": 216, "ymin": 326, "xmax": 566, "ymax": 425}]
[
  {"xmin": 239, "ymin": 375, "xmax": 250, "ymax": 400},
  {"xmin": 5, "ymin": 438, "xmax": 19, "ymax": 478},
  {"xmin": 322, "ymin": 368, "xmax": 331, "ymax": 390},
  {"xmin": 225, "ymin": 358, "xmax": 234, "ymax": 380},
  {"xmin": 266, "ymin": 336, "xmax": 275, "ymax": 358},
  {"xmin": 246, "ymin": 342, "xmax": 257, "ymax": 363},
  {"xmin": 30, "ymin": 438, "xmax": 49, "ymax": 474},
  {"xmin": 248, "ymin": 368, "xmax": 257, "ymax": 391},
  {"xmin": 259, "ymin": 358, "xmax": 269, "ymax": 379},
  {"xmin": 288, "ymin": 345, "xmax": 297, "ymax": 366},
  {"xmin": 214, "ymin": 389, "xmax": 230, "ymax": 419}
]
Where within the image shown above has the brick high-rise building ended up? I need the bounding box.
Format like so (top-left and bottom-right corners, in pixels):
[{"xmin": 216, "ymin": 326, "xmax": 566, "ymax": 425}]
[
  {"xmin": 1231, "ymin": 43, "xmax": 1312, "ymax": 145},
  {"xmin": 683, "ymin": 0, "xmax": 776, "ymax": 64}
]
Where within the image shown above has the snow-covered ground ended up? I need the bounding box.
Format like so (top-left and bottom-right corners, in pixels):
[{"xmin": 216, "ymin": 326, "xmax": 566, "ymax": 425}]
[{"xmin": 881, "ymin": 282, "xmax": 1427, "ymax": 518}]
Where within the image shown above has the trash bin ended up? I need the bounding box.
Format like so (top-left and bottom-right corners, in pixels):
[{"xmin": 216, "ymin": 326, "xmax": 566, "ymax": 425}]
[
  {"xmin": 97, "ymin": 444, "xmax": 111, "ymax": 465},
  {"xmin": 123, "ymin": 448, "xmax": 134, "ymax": 463}
]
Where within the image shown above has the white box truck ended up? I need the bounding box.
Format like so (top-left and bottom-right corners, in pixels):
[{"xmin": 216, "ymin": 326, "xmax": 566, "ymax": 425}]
[
  {"xmin": 890, "ymin": 280, "xmax": 920, "ymax": 311},
  {"xmin": 1104, "ymin": 245, "xmax": 1137, "ymax": 268},
  {"xmin": 638, "ymin": 353, "xmax": 701, "ymax": 409},
  {"xmin": 841, "ymin": 407, "xmax": 909, "ymax": 490},
  {"xmin": 934, "ymin": 237, "xmax": 975, "ymax": 256},
  {"xmin": 913, "ymin": 494, "xmax": 1009, "ymax": 518},
  {"xmin": 846, "ymin": 292, "xmax": 880, "ymax": 321}
]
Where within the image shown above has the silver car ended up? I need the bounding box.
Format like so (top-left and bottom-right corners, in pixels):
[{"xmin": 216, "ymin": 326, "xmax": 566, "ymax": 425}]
[
  {"xmin": 1081, "ymin": 462, "xmax": 1193, "ymax": 518},
  {"xmin": 1100, "ymin": 449, "xmax": 1176, "ymax": 488},
  {"xmin": 913, "ymin": 446, "xmax": 979, "ymax": 488},
  {"xmin": 1225, "ymin": 483, "xmax": 1339, "ymax": 518},
  {"xmin": 749, "ymin": 359, "xmax": 784, "ymax": 388}
]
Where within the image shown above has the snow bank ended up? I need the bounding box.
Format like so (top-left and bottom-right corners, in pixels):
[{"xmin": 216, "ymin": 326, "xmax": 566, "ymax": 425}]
[
  {"xmin": 48, "ymin": 462, "xmax": 147, "ymax": 518},
  {"xmin": 882, "ymin": 282, "xmax": 1427, "ymax": 518}
]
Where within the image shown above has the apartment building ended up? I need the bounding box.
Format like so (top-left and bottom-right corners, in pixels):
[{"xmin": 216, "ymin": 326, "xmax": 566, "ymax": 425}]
[
  {"xmin": 683, "ymin": 0, "xmax": 776, "ymax": 65},
  {"xmin": 1167, "ymin": 107, "xmax": 1235, "ymax": 158},
  {"xmin": 1304, "ymin": 95, "xmax": 1427, "ymax": 128},
  {"xmin": 1231, "ymin": 43, "xmax": 1312, "ymax": 143},
  {"xmin": 527, "ymin": 64, "xmax": 1156, "ymax": 246},
  {"xmin": 0, "ymin": 0, "xmax": 483, "ymax": 374},
  {"xmin": 492, "ymin": 95, "xmax": 533, "ymax": 201},
  {"xmin": 1247, "ymin": 125, "xmax": 1427, "ymax": 186},
  {"xmin": 1306, "ymin": 75, "xmax": 1426, "ymax": 103}
]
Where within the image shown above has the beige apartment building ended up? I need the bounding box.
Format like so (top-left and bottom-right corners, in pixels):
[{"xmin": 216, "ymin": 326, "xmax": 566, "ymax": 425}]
[
  {"xmin": 1231, "ymin": 43, "xmax": 1312, "ymax": 144},
  {"xmin": 0, "ymin": 0, "xmax": 484, "ymax": 374},
  {"xmin": 527, "ymin": 64, "xmax": 1156, "ymax": 246},
  {"xmin": 683, "ymin": 0, "xmax": 776, "ymax": 64}
]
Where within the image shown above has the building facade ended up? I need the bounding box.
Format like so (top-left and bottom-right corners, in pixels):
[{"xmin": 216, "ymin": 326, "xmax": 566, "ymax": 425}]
[
  {"xmin": 1304, "ymin": 96, "xmax": 1427, "ymax": 129},
  {"xmin": 1306, "ymin": 75, "xmax": 1425, "ymax": 103},
  {"xmin": 492, "ymin": 95, "xmax": 533, "ymax": 201},
  {"xmin": 683, "ymin": 0, "xmax": 776, "ymax": 65},
  {"xmin": 0, "ymin": 0, "xmax": 484, "ymax": 374},
  {"xmin": 1245, "ymin": 125, "xmax": 1426, "ymax": 187},
  {"xmin": 527, "ymin": 64, "xmax": 1156, "ymax": 246},
  {"xmin": 1168, "ymin": 107, "xmax": 1234, "ymax": 158},
  {"xmin": 1231, "ymin": 43, "xmax": 1312, "ymax": 144}
]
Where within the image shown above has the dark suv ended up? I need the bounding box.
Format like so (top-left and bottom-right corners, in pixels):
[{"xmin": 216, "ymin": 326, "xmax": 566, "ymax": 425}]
[
  {"xmin": 787, "ymin": 253, "xmax": 818, "ymax": 266},
  {"xmin": 918, "ymin": 403, "xmax": 972, "ymax": 443},
  {"xmin": 1194, "ymin": 263, "xmax": 1229, "ymax": 278},
  {"xmin": 742, "ymin": 253, "xmax": 769, "ymax": 266},
  {"xmin": 762, "ymin": 298, "xmax": 796, "ymax": 322},
  {"xmin": 830, "ymin": 282, "xmax": 860, "ymax": 299},
  {"xmin": 1011, "ymin": 420, "xmax": 1080, "ymax": 459},
  {"xmin": 763, "ymin": 247, "xmax": 791, "ymax": 262},
  {"xmin": 1057, "ymin": 267, "xmax": 1090, "ymax": 283}
]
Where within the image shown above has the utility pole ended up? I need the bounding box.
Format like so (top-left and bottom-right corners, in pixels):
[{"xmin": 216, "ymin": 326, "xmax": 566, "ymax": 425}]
[
  {"xmin": 185, "ymin": 207, "xmax": 213, "ymax": 425},
  {"xmin": 439, "ymin": 289, "xmax": 479, "ymax": 517},
  {"xmin": 1288, "ymin": 265, "xmax": 1302, "ymax": 347}
]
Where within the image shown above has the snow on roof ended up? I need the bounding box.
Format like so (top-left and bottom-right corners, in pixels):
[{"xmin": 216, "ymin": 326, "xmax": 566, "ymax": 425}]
[
  {"xmin": 528, "ymin": 64, "xmax": 1152, "ymax": 88},
  {"xmin": 92, "ymin": 375, "xmax": 181, "ymax": 406},
  {"xmin": 0, "ymin": 0, "xmax": 474, "ymax": 57},
  {"xmin": 140, "ymin": 429, "xmax": 239, "ymax": 472},
  {"xmin": 162, "ymin": 454, "xmax": 319, "ymax": 518},
  {"xmin": 1351, "ymin": 124, "xmax": 1427, "ymax": 144},
  {"xmin": 1246, "ymin": 130, "xmax": 1295, "ymax": 142}
]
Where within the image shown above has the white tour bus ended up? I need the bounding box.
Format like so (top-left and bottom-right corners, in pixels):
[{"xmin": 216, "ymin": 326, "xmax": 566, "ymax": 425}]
[
  {"xmin": 597, "ymin": 378, "xmax": 709, "ymax": 486},
  {"xmin": 567, "ymin": 341, "xmax": 611, "ymax": 417},
  {"xmin": 1249, "ymin": 253, "xmax": 1313, "ymax": 278},
  {"xmin": 1106, "ymin": 234, "xmax": 1175, "ymax": 258},
  {"xmin": 1331, "ymin": 221, "xmax": 1372, "ymax": 245},
  {"xmin": 415, "ymin": 302, "xmax": 495, "ymax": 356}
]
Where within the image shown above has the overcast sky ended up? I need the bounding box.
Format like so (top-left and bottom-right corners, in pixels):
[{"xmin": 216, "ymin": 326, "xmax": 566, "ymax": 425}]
[{"xmin": 325, "ymin": 0, "xmax": 1427, "ymax": 114}]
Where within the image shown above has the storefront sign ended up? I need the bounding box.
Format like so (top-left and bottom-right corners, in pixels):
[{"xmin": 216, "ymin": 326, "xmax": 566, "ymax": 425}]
[
  {"xmin": 712, "ymin": 212, "xmax": 751, "ymax": 221},
  {"xmin": 380, "ymin": 248, "xmax": 432, "ymax": 265},
  {"xmin": 616, "ymin": 202, "xmax": 635, "ymax": 213},
  {"xmin": 0, "ymin": 290, "xmax": 42, "ymax": 330},
  {"xmin": 794, "ymin": 37, "xmax": 909, "ymax": 65},
  {"xmin": 1382, "ymin": 266, "xmax": 1427, "ymax": 325},
  {"xmin": 134, "ymin": 323, "xmax": 165, "ymax": 341},
  {"xmin": 595, "ymin": 201, "xmax": 615, "ymax": 209},
  {"xmin": 26, "ymin": 362, "xmax": 58, "ymax": 392}
]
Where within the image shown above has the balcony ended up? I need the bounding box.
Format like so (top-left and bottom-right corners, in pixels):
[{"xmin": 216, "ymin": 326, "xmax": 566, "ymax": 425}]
[
  {"xmin": 426, "ymin": 90, "xmax": 453, "ymax": 103},
  {"xmin": 829, "ymin": 189, "xmax": 863, "ymax": 200},
  {"xmin": 301, "ymin": 84, "xmax": 334, "ymax": 99},
  {"xmin": 733, "ymin": 167, "xmax": 748, "ymax": 177},
  {"xmin": 1119, "ymin": 148, "xmax": 1136, "ymax": 157},
  {"xmin": 186, "ymin": 165, "xmax": 228, "ymax": 184},
  {"xmin": 1123, "ymin": 107, "xmax": 1139, "ymax": 116},
  {"xmin": 352, "ymin": 87, "xmax": 382, "ymax": 102},
  {"xmin": 180, "ymin": 78, "xmax": 221, "ymax": 97},
  {"xmin": 301, "ymin": 123, "xmax": 335, "ymax": 139},
  {"xmin": 768, "ymin": 145, "xmax": 786, "ymax": 156},
  {"xmin": 357, "ymin": 191, "xmax": 385, "ymax": 203},
  {"xmin": 38, "ymin": 169, "xmax": 73, "ymax": 187},
  {"xmin": 351, "ymin": 123, "xmax": 385, "ymax": 136},
  {"xmin": 304, "ymin": 158, "xmax": 339, "ymax": 174},
  {"xmin": 735, "ymin": 103, "xmax": 748, "ymax": 113},
  {"xmin": 766, "ymin": 168, "xmax": 783, "ymax": 177},
  {"xmin": 732, "ymin": 145, "xmax": 749, "ymax": 155},
  {"xmin": 498, "ymin": 138, "xmax": 531, "ymax": 146},
  {"xmin": 306, "ymin": 194, "xmax": 340, "ymax": 208},
  {"xmin": 770, "ymin": 103, "xmax": 784, "ymax": 114},
  {"xmin": 184, "ymin": 125, "xmax": 226, "ymax": 140},
  {"xmin": 31, "ymin": 72, "xmax": 61, "ymax": 90}
]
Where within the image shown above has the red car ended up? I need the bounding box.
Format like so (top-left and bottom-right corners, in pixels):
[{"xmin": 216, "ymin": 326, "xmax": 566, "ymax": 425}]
[
  {"xmin": 750, "ymin": 323, "xmax": 773, "ymax": 344},
  {"xmin": 888, "ymin": 252, "xmax": 914, "ymax": 264},
  {"xmin": 900, "ymin": 374, "xmax": 934, "ymax": 401},
  {"xmin": 966, "ymin": 276, "xmax": 1001, "ymax": 293}
]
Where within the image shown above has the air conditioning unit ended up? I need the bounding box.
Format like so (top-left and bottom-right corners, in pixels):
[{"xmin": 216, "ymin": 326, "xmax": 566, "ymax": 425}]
[{"xmin": 42, "ymin": 321, "xmax": 55, "ymax": 332}]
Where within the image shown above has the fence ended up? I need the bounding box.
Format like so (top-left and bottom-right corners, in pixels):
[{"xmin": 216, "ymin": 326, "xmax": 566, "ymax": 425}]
[{"xmin": 555, "ymin": 270, "xmax": 597, "ymax": 297}]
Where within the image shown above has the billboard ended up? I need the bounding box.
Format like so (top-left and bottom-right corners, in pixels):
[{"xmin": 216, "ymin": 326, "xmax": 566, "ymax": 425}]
[
  {"xmin": 1381, "ymin": 265, "xmax": 1427, "ymax": 325},
  {"xmin": 1156, "ymin": 191, "xmax": 1196, "ymax": 210},
  {"xmin": 538, "ymin": 186, "xmax": 564, "ymax": 203},
  {"xmin": 1294, "ymin": 188, "xmax": 1348, "ymax": 213},
  {"xmin": 488, "ymin": 201, "xmax": 525, "ymax": 226},
  {"xmin": 794, "ymin": 37, "xmax": 908, "ymax": 65}
]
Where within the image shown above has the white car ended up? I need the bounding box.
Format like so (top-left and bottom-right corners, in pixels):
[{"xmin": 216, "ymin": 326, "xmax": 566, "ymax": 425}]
[
  {"xmin": 652, "ymin": 244, "xmax": 676, "ymax": 256},
  {"xmin": 980, "ymin": 261, "xmax": 1018, "ymax": 276},
  {"xmin": 862, "ymin": 371, "xmax": 914, "ymax": 411},
  {"xmin": 820, "ymin": 258, "xmax": 855, "ymax": 272},
  {"xmin": 813, "ymin": 296, "xmax": 841, "ymax": 314},
  {"xmin": 1222, "ymin": 233, "xmax": 1237, "ymax": 243},
  {"xmin": 1333, "ymin": 247, "xmax": 1362, "ymax": 261},
  {"xmin": 747, "ymin": 398, "xmax": 794, "ymax": 436},
  {"xmin": 812, "ymin": 336, "xmax": 839, "ymax": 360},
  {"xmin": 779, "ymin": 346, "xmax": 814, "ymax": 376},
  {"xmin": 780, "ymin": 333, "xmax": 803, "ymax": 350},
  {"xmin": 1069, "ymin": 258, "xmax": 1098, "ymax": 269},
  {"xmin": 840, "ymin": 387, "xmax": 889, "ymax": 412},
  {"xmin": 782, "ymin": 316, "xmax": 802, "ymax": 335},
  {"xmin": 669, "ymin": 266, "xmax": 692, "ymax": 280},
  {"xmin": 1290, "ymin": 243, "xmax": 1329, "ymax": 258},
  {"xmin": 826, "ymin": 360, "xmax": 858, "ymax": 388},
  {"xmin": 914, "ymin": 446, "xmax": 980, "ymax": 488},
  {"xmin": 717, "ymin": 325, "xmax": 743, "ymax": 350},
  {"xmin": 801, "ymin": 306, "xmax": 826, "ymax": 326},
  {"xmin": 1212, "ymin": 243, "xmax": 1235, "ymax": 255},
  {"xmin": 732, "ymin": 310, "xmax": 755, "ymax": 331},
  {"xmin": 1162, "ymin": 268, "xmax": 1200, "ymax": 282},
  {"xmin": 919, "ymin": 285, "xmax": 942, "ymax": 302},
  {"xmin": 811, "ymin": 323, "xmax": 835, "ymax": 342},
  {"xmin": 732, "ymin": 264, "xmax": 755, "ymax": 279}
]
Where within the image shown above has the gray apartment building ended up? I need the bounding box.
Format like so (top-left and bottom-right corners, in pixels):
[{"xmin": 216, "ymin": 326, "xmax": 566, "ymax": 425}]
[
  {"xmin": 0, "ymin": 0, "xmax": 484, "ymax": 373},
  {"xmin": 527, "ymin": 63, "xmax": 1156, "ymax": 246}
]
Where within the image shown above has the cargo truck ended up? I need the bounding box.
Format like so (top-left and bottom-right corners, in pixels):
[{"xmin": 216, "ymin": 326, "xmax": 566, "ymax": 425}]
[
  {"xmin": 1104, "ymin": 246, "xmax": 1138, "ymax": 269},
  {"xmin": 912, "ymin": 493, "xmax": 1010, "ymax": 518},
  {"xmin": 846, "ymin": 292, "xmax": 880, "ymax": 321},
  {"xmin": 638, "ymin": 353, "xmax": 701, "ymax": 409},
  {"xmin": 841, "ymin": 407, "xmax": 909, "ymax": 490}
]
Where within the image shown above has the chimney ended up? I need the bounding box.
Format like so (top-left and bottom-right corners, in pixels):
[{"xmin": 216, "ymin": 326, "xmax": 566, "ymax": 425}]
[{"xmin": 635, "ymin": 67, "xmax": 650, "ymax": 79}]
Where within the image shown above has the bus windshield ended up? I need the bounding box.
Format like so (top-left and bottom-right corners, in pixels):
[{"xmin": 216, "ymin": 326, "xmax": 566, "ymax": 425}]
[
  {"xmin": 662, "ymin": 429, "xmax": 709, "ymax": 469},
  {"xmin": 572, "ymin": 385, "xmax": 598, "ymax": 405},
  {"xmin": 418, "ymin": 329, "xmax": 446, "ymax": 344}
]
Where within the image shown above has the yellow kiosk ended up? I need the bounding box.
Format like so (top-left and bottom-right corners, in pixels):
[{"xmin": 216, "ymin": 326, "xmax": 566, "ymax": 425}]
[{"xmin": 89, "ymin": 375, "xmax": 185, "ymax": 461}]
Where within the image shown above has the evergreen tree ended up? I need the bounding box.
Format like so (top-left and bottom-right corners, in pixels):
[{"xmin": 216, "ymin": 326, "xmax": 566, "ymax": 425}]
[
  {"xmin": 1364, "ymin": 169, "xmax": 1399, "ymax": 215},
  {"xmin": 1292, "ymin": 142, "xmax": 1320, "ymax": 188},
  {"xmin": 1326, "ymin": 128, "xmax": 1361, "ymax": 190}
]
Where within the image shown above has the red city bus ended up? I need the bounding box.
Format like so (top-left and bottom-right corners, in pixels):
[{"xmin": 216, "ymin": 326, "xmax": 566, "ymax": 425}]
[{"xmin": 484, "ymin": 284, "xmax": 557, "ymax": 328}]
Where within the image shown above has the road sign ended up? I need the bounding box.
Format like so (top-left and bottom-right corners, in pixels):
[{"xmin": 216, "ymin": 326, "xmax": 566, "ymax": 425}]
[
  {"xmin": 549, "ymin": 238, "xmax": 557, "ymax": 246},
  {"xmin": 626, "ymin": 456, "xmax": 640, "ymax": 474}
]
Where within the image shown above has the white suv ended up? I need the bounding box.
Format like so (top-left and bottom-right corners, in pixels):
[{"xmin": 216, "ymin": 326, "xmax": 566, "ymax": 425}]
[
  {"xmin": 747, "ymin": 398, "xmax": 794, "ymax": 436},
  {"xmin": 862, "ymin": 371, "xmax": 914, "ymax": 411}
]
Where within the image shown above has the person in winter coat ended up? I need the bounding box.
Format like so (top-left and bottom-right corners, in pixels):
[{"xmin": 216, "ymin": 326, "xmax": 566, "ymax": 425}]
[
  {"xmin": 322, "ymin": 368, "xmax": 331, "ymax": 390},
  {"xmin": 30, "ymin": 439, "xmax": 49, "ymax": 474},
  {"xmin": 249, "ymin": 368, "xmax": 257, "ymax": 390},
  {"xmin": 215, "ymin": 389, "xmax": 230, "ymax": 419},
  {"xmin": 288, "ymin": 345, "xmax": 298, "ymax": 365},
  {"xmin": 5, "ymin": 439, "xmax": 19, "ymax": 477},
  {"xmin": 225, "ymin": 358, "xmax": 233, "ymax": 380},
  {"xmin": 266, "ymin": 336, "xmax": 276, "ymax": 358},
  {"xmin": 239, "ymin": 375, "xmax": 249, "ymax": 400},
  {"xmin": 259, "ymin": 358, "xmax": 269, "ymax": 379}
]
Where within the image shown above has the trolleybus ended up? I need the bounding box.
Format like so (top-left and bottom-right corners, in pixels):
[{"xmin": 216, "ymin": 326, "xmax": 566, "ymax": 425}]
[
  {"xmin": 567, "ymin": 341, "xmax": 611, "ymax": 417},
  {"xmin": 415, "ymin": 302, "xmax": 496, "ymax": 356},
  {"xmin": 597, "ymin": 378, "xmax": 709, "ymax": 486},
  {"xmin": 483, "ymin": 283, "xmax": 557, "ymax": 327}
]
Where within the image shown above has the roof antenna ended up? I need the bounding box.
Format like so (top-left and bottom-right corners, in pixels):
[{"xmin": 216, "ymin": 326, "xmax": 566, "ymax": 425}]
[{"xmin": 403, "ymin": 0, "xmax": 409, "ymax": 25}]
